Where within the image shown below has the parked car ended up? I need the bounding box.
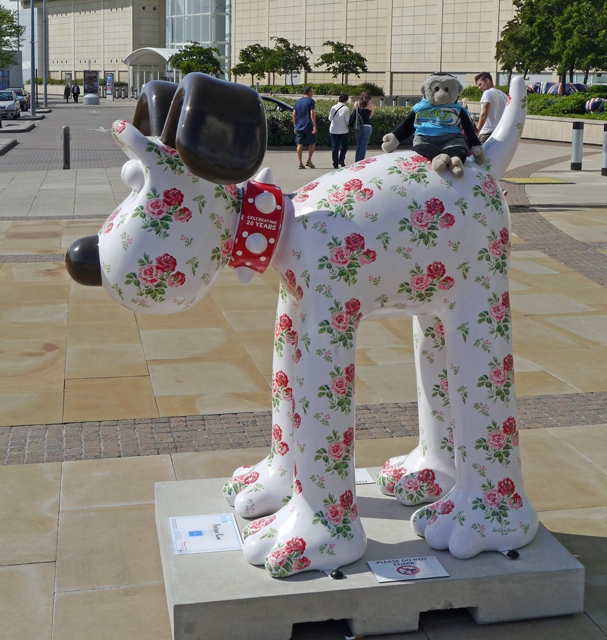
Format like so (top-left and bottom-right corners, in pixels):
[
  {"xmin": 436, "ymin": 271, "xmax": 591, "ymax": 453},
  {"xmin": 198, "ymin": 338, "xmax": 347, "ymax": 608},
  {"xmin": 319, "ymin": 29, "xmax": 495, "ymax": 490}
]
[
  {"xmin": 261, "ymin": 95, "xmax": 293, "ymax": 112},
  {"xmin": 0, "ymin": 90, "xmax": 20, "ymax": 119},
  {"xmin": 9, "ymin": 88, "xmax": 30, "ymax": 111}
]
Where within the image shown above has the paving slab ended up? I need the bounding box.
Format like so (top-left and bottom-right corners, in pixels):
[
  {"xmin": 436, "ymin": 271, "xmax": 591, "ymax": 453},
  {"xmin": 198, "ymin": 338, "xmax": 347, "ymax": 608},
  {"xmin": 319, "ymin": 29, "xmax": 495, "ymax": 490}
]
[{"xmin": 156, "ymin": 475, "xmax": 584, "ymax": 640}]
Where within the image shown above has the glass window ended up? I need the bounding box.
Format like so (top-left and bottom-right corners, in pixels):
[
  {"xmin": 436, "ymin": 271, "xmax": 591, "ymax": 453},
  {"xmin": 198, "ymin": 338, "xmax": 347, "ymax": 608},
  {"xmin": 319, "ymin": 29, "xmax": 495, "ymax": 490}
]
[
  {"xmin": 215, "ymin": 0, "xmax": 227, "ymax": 11},
  {"xmin": 192, "ymin": 14, "xmax": 201, "ymax": 42},
  {"xmin": 175, "ymin": 15, "xmax": 183, "ymax": 43},
  {"xmin": 184, "ymin": 15, "xmax": 191, "ymax": 41},
  {"xmin": 215, "ymin": 14, "xmax": 228, "ymax": 41},
  {"xmin": 202, "ymin": 0, "xmax": 210, "ymax": 13},
  {"xmin": 175, "ymin": 0, "xmax": 184, "ymax": 15},
  {"xmin": 202, "ymin": 15, "xmax": 210, "ymax": 42},
  {"xmin": 192, "ymin": 0, "xmax": 200, "ymax": 12}
]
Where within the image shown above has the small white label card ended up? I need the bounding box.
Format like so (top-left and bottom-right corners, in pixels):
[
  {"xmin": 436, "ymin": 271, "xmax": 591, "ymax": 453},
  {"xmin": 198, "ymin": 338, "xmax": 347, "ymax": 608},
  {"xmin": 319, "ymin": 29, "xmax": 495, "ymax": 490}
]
[
  {"xmin": 355, "ymin": 468, "xmax": 375, "ymax": 485},
  {"xmin": 367, "ymin": 556, "xmax": 449, "ymax": 583},
  {"xmin": 170, "ymin": 514, "xmax": 243, "ymax": 554}
]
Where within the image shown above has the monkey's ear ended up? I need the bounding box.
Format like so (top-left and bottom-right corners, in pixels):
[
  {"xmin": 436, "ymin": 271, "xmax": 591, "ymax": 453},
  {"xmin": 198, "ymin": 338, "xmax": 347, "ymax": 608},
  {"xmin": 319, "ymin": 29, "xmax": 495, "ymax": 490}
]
[
  {"xmin": 160, "ymin": 73, "xmax": 267, "ymax": 185},
  {"xmin": 133, "ymin": 81, "xmax": 180, "ymax": 137}
]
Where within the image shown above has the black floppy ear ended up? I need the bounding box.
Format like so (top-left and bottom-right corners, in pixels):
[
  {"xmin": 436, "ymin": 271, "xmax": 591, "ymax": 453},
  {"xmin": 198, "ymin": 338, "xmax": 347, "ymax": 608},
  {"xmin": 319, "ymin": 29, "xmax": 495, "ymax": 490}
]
[
  {"xmin": 160, "ymin": 73, "xmax": 267, "ymax": 185},
  {"xmin": 133, "ymin": 80, "xmax": 179, "ymax": 137}
]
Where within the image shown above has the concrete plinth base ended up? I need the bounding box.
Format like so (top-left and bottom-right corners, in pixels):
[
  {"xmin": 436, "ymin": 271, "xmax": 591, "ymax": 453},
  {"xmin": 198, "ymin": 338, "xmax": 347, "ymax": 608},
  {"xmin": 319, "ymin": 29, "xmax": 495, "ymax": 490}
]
[{"xmin": 156, "ymin": 475, "xmax": 584, "ymax": 640}]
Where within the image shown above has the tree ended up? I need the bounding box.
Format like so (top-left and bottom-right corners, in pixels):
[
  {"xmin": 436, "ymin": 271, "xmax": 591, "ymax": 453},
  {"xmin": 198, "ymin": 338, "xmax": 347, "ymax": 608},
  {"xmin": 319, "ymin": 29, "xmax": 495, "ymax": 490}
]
[
  {"xmin": 270, "ymin": 37, "xmax": 312, "ymax": 85},
  {"xmin": 552, "ymin": 0, "xmax": 607, "ymax": 84},
  {"xmin": 0, "ymin": 6, "xmax": 26, "ymax": 70},
  {"xmin": 495, "ymin": 0, "xmax": 607, "ymax": 87},
  {"xmin": 315, "ymin": 41, "xmax": 368, "ymax": 86},
  {"xmin": 168, "ymin": 43, "xmax": 222, "ymax": 76},
  {"xmin": 231, "ymin": 43, "xmax": 271, "ymax": 85}
]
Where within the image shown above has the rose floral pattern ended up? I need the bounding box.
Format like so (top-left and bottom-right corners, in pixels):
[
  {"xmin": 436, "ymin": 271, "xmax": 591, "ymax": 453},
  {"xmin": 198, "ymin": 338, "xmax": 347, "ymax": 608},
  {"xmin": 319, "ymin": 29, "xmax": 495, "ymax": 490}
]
[
  {"xmin": 317, "ymin": 234, "xmax": 377, "ymax": 285},
  {"xmin": 472, "ymin": 172, "xmax": 504, "ymax": 214},
  {"xmin": 314, "ymin": 428, "xmax": 354, "ymax": 479},
  {"xmin": 472, "ymin": 478, "xmax": 522, "ymax": 524},
  {"xmin": 317, "ymin": 298, "xmax": 362, "ymax": 349},
  {"xmin": 398, "ymin": 198, "xmax": 455, "ymax": 247},
  {"xmin": 477, "ymin": 291, "xmax": 511, "ymax": 338},
  {"xmin": 317, "ymin": 365, "xmax": 355, "ymax": 414},
  {"xmin": 376, "ymin": 459, "xmax": 408, "ymax": 494},
  {"xmin": 312, "ymin": 491, "xmax": 358, "ymax": 540},
  {"xmin": 274, "ymin": 313, "xmax": 298, "ymax": 357},
  {"xmin": 131, "ymin": 187, "xmax": 195, "ymax": 239},
  {"xmin": 265, "ymin": 537, "xmax": 311, "ymax": 578},
  {"xmin": 477, "ymin": 355, "xmax": 514, "ymax": 404},
  {"xmin": 394, "ymin": 469, "xmax": 443, "ymax": 505},
  {"xmin": 123, "ymin": 252, "xmax": 186, "ymax": 306},
  {"xmin": 315, "ymin": 179, "xmax": 374, "ymax": 220},
  {"xmin": 477, "ymin": 228, "xmax": 510, "ymax": 276},
  {"xmin": 397, "ymin": 262, "xmax": 454, "ymax": 302},
  {"xmin": 88, "ymin": 80, "xmax": 537, "ymax": 578},
  {"xmin": 222, "ymin": 469, "xmax": 261, "ymax": 500},
  {"xmin": 474, "ymin": 417, "xmax": 518, "ymax": 465},
  {"xmin": 388, "ymin": 155, "xmax": 432, "ymax": 186}
]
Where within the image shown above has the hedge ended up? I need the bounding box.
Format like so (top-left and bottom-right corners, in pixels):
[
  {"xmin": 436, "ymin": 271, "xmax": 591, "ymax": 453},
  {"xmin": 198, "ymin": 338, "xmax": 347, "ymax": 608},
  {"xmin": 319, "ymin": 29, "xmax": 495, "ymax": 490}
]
[
  {"xmin": 265, "ymin": 99, "xmax": 412, "ymax": 146},
  {"xmin": 259, "ymin": 81, "xmax": 383, "ymax": 96}
]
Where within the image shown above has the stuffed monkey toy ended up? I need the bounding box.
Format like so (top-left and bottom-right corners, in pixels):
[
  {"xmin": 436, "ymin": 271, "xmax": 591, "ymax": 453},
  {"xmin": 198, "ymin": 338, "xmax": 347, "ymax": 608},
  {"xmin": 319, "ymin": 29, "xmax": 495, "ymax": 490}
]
[{"xmin": 382, "ymin": 72, "xmax": 485, "ymax": 177}]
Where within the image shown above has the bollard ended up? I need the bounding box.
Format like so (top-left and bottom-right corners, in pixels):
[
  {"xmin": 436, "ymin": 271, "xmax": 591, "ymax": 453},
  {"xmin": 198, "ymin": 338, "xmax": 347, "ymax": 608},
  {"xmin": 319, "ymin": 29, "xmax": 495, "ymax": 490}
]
[
  {"xmin": 62, "ymin": 126, "xmax": 71, "ymax": 170},
  {"xmin": 570, "ymin": 121, "xmax": 584, "ymax": 171},
  {"xmin": 602, "ymin": 124, "xmax": 607, "ymax": 177}
]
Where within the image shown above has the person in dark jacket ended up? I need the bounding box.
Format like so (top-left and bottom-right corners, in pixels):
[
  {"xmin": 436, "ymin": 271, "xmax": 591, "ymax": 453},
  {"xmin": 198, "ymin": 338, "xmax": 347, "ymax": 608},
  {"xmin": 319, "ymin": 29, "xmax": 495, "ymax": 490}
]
[
  {"xmin": 64, "ymin": 84, "xmax": 71, "ymax": 103},
  {"xmin": 72, "ymin": 84, "xmax": 80, "ymax": 103}
]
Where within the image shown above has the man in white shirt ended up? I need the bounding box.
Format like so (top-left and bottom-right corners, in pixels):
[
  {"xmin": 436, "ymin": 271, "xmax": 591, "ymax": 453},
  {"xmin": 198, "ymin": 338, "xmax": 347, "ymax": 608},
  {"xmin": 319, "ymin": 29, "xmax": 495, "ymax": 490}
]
[
  {"xmin": 328, "ymin": 93, "xmax": 351, "ymax": 168},
  {"xmin": 475, "ymin": 72, "xmax": 508, "ymax": 144}
]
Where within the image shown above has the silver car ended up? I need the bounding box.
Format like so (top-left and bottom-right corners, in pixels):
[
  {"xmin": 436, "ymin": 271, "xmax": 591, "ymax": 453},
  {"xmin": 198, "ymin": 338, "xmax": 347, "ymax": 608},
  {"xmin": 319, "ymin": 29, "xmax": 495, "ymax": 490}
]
[{"xmin": 0, "ymin": 90, "xmax": 21, "ymax": 119}]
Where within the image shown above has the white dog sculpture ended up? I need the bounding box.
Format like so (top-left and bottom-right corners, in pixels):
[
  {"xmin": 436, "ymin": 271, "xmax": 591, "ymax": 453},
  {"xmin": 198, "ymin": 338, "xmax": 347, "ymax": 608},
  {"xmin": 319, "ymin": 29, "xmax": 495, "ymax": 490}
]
[{"xmin": 66, "ymin": 74, "xmax": 538, "ymax": 578}]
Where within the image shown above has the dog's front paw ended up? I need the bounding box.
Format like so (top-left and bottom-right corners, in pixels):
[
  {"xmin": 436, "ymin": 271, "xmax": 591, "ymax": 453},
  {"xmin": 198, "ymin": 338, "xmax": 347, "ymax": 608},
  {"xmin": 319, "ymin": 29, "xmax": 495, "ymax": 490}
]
[
  {"xmin": 242, "ymin": 495, "xmax": 367, "ymax": 577},
  {"xmin": 381, "ymin": 133, "xmax": 399, "ymax": 154}
]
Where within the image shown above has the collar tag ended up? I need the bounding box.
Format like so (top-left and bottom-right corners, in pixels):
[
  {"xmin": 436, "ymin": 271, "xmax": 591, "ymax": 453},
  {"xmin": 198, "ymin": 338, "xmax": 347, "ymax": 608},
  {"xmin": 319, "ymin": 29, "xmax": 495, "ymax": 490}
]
[{"xmin": 230, "ymin": 178, "xmax": 285, "ymax": 275}]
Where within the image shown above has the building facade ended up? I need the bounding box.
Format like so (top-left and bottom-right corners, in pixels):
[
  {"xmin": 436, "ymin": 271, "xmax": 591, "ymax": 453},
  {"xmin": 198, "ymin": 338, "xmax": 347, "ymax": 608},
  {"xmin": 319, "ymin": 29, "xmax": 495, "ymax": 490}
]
[
  {"xmin": 165, "ymin": 0, "xmax": 231, "ymax": 76},
  {"xmin": 232, "ymin": 0, "xmax": 517, "ymax": 94},
  {"xmin": 0, "ymin": 52, "xmax": 23, "ymax": 90},
  {"xmin": 26, "ymin": 0, "xmax": 165, "ymax": 83}
]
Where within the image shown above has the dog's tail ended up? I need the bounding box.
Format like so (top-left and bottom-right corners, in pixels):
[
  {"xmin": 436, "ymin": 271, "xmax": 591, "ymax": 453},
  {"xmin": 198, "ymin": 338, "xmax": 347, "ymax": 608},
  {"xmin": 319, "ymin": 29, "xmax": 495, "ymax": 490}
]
[{"xmin": 481, "ymin": 76, "xmax": 527, "ymax": 180}]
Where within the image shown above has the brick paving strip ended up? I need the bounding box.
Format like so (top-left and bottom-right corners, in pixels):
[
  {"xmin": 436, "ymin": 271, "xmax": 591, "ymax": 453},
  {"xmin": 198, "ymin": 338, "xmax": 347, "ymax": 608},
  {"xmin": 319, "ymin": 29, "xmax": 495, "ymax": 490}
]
[
  {"xmin": 2, "ymin": 150, "xmax": 607, "ymax": 466},
  {"xmin": 504, "ymin": 152, "xmax": 607, "ymax": 287},
  {"xmin": 1, "ymin": 392, "xmax": 607, "ymax": 466}
]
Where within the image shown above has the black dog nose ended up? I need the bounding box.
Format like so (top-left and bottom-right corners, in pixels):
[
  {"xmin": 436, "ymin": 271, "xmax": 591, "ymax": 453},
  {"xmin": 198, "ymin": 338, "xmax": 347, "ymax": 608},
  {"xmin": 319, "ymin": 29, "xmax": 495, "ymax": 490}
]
[{"xmin": 65, "ymin": 235, "xmax": 103, "ymax": 286}]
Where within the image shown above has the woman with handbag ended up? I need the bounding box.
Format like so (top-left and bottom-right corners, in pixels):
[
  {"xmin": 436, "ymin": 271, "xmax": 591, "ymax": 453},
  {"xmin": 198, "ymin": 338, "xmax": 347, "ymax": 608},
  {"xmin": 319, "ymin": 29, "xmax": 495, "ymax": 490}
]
[
  {"xmin": 329, "ymin": 94, "xmax": 350, "ymax": 168},
  {"xmin": 353, "ymin": 90, "xmax": 375, "ymax": 162}
]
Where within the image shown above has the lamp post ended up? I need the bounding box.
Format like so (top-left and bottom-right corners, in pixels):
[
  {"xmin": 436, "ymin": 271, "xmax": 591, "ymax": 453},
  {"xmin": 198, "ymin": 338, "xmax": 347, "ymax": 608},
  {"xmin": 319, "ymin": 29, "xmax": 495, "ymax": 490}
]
[
  {"xmin": 42, "ymin": 0, "xmax": 47, "ymax": 107},
  {"xmin": 30, "ymin": 0, "xmax": 35, "ymax": 116}
]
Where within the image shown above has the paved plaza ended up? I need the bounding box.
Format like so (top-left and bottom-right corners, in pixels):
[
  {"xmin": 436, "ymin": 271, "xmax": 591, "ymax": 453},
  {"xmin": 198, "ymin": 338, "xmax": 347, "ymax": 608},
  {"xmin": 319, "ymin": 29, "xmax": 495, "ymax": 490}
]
[{"xmin": 0, "ymin": 97, "xmax": 606, "ymax": 639}]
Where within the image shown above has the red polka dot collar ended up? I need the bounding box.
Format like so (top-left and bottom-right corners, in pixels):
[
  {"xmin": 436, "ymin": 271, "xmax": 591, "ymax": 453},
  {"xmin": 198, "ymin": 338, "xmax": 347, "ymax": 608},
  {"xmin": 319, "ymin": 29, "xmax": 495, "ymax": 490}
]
[{"xmin": 230, "ymin": 168, "xmax": 285, "ymax": 285}]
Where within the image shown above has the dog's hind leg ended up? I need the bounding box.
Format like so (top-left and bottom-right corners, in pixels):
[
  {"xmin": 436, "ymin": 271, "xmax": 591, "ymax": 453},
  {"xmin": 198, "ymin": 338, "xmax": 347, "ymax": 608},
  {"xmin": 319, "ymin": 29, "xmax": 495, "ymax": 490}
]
[
  {"xmin": 223, "ymin": 285, "xmax": 297, "ymax": 517},
  {"xmin": 377, "ymin": 315, "xmax": 456, "ymax": 505},
  {"xmin": 411, "ymin": 299, "xmax": 539, "ymax": 559}
]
